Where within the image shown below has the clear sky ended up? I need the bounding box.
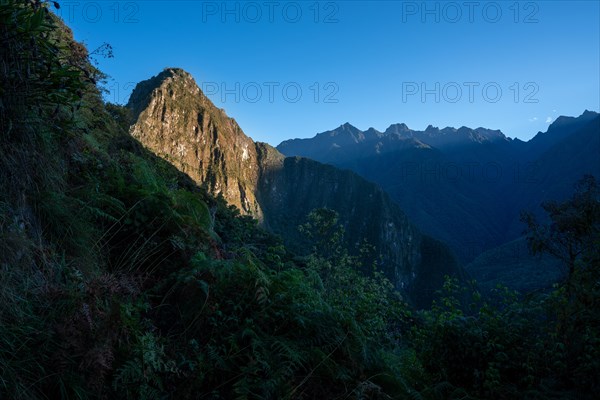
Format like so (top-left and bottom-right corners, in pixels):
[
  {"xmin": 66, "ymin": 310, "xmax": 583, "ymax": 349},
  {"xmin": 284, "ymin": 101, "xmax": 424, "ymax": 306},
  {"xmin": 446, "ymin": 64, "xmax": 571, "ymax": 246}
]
[{"xmin": 60, "ymin": 0, "xmax": 600, "ymax": 145}]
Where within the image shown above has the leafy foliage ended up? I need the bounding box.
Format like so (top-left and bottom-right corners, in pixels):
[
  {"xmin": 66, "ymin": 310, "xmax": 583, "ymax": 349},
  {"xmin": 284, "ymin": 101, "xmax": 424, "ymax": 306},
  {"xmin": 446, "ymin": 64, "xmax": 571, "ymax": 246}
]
[
  {"xmin": 522, "ymin": 175, "xmax": 600, "ymax": 278},
  {"xmin": 408, "ymin": 176, "xmax": 600, "ymax": 399}
]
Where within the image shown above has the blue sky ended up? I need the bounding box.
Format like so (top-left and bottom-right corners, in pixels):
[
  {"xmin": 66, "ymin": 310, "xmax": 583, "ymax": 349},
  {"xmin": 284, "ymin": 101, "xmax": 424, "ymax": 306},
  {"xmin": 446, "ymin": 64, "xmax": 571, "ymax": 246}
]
[{"xmin": 61, "ymin": 1, "xmax": 599, "ymax": 144}]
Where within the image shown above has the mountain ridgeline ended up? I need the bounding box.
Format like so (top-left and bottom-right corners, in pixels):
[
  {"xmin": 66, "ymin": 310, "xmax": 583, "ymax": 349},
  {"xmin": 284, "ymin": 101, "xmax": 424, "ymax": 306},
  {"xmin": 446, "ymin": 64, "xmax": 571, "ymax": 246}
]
[
  {"xmin": 277, "ymin": 113, "xmax": 600, "ymax": 289},
  {"xmin": 126, "ymin": 68, "xmax": 461, "ymax": 304}
]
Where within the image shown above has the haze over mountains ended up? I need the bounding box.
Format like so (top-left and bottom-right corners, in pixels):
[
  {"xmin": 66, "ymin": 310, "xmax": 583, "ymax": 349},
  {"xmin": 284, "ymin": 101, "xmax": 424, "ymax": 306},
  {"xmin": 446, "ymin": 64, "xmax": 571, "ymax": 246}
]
[
  {"xmin": 126, "ymin": 68, "xmax": 462, "ymax": 305},
  {"xmin": 277, "ymin": 112, "xmax": 600, "ymax": 273}
]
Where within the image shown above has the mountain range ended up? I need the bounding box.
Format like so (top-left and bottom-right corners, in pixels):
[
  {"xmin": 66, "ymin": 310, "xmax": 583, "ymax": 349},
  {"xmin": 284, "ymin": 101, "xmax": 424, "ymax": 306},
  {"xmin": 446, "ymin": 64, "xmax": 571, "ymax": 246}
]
[
  {"xmin": 126, "ymin": 68, "xmax": 462, "ymax": 306},
  {"xmin": 277, "ymin": 111, "xmax": 600, "ymax": 289}
]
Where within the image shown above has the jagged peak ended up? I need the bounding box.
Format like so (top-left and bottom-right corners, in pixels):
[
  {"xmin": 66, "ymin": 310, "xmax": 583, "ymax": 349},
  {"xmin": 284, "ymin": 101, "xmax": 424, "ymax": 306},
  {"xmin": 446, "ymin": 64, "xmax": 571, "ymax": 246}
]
[
  {"xmin": 162, "ymin": 67, "xmax": 192, "ymax": 77},
  {"xmin": 440, "ymin": 127, "xmax": 457, "ymax": 134},
  {"xmin": 152, "ymin": 67, "xmax": 196, "ymax": 86},
  {"xmin": 474, "ymin": 127, "xmax": 507, "ymax": 140},
  {"xmin": 364, "ymin": 127, "xmax": 384, "ymax": 140},
  {"xmin": 314, "ymin": 122, "xmax": 361, "ymax": 138},
  {"xmin": 127, "ymin": 67, "xmax": 200, "ymax": 121},
  {"xmin": 339, "ymin": 122, "xmax": 361, "ymax": 132},
  {"xmin": 521, "ymin": 109, "xmax": 599, "ymax": 149},
  {"xmin": 384, "ymin": 123, "xmax": 411, "ymax": 135},
  {"xmin": 137, "ymin": 67, "xmax": 196, "ymax": 93},
  {"xmin": 581, "ymin": 109, "xmax": 599, "ymax": 118}
]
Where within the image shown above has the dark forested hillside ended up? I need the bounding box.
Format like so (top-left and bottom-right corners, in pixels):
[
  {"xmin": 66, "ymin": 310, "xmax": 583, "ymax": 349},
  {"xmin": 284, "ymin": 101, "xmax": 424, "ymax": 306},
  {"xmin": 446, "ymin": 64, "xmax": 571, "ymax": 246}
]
[{"xmin": 1, "ymin": 2, "xmax": 599, "ymax": 399}]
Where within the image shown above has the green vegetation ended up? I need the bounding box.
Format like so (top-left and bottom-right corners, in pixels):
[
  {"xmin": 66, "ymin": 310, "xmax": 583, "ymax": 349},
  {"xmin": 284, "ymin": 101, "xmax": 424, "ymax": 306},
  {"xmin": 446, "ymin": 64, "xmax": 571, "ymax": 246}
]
[
  {"xmin": 465, "ymin": 237, "xmax": 563, "ymax": 293},
  {"xmin": 1, "ymin": 1, "xmax": 599, "ymax": 399}
]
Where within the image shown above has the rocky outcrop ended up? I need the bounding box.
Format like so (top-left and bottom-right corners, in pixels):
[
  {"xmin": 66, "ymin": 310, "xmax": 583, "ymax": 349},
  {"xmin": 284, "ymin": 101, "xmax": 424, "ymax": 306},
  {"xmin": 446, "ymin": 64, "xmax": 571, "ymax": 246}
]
[{"xmin": 128, "ymin": 68, "xmax": 263, "ymax": 218}]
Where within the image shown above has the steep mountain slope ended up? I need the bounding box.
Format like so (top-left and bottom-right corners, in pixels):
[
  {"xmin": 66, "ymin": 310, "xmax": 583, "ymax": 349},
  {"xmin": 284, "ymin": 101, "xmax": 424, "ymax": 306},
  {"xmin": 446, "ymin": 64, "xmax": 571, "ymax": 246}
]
[
  {"xmin": 522, "ymin": 110, "xmax": 599, "ymax": 161},
  {"xmin": 501, "ymin": 115, "xmax": 600, "ymax": 239},
  {"xmin": 127, "ymin": 69, "xmax": 462, "ymax": 303},
  {"xmin": 335, "ymin": 145, "xmax": 512, "ymax": 262},
  {"xmin": 128, "ymin": 68, "xmax": 263, "ymax": 217},
  {"xmin": 277, "ymin": 113, "xmax": 600, "ymax": 269}
]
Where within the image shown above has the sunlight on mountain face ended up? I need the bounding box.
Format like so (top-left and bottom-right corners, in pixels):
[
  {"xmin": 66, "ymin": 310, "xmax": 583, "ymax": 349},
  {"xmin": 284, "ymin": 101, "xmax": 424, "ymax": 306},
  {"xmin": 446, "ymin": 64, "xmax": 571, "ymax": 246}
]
[{"xmin": 1, "ymin": 1, "xmax": 599, "ymax": 399}]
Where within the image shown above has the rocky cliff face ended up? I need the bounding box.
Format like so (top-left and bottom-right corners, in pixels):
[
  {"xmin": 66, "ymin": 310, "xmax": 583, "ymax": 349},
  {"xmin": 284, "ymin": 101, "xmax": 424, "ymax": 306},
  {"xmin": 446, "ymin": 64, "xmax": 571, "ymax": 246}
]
[
  {"xmin": 127, "ymin": 68, "xmax": 462, "ymax": 303},
  {"xmin": 127, "ymin": 68, "xmax": 263, "ymax": 218}
]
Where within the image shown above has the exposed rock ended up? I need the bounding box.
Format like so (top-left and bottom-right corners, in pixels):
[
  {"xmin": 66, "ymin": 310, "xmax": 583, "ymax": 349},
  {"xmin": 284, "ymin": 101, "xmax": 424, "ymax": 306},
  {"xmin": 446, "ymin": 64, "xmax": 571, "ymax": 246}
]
[{"xmin": 128, "ymin": 68, "xmax": 263, "ymax": 218}]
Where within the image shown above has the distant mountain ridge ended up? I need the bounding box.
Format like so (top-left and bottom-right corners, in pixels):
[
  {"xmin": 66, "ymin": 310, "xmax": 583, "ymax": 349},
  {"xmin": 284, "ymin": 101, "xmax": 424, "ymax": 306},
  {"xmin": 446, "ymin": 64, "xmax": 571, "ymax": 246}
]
[
  {"xmin": 521, "ymin": 110, "xmax": 599, "ymax": 160},
  {"xmin": 277, "ymin": 111, "xmax": 600, "ymax": 276},
  {"xmin": 126, "ymin": 68, "xmax": 463, "ymax": 306},
  {"xmin": 278, "ymin": 111, "xmax": 598, "ymax": 165},
  {"xmin": 278, "ymin": 121, "xmax": 512, "ymax": 165}
]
